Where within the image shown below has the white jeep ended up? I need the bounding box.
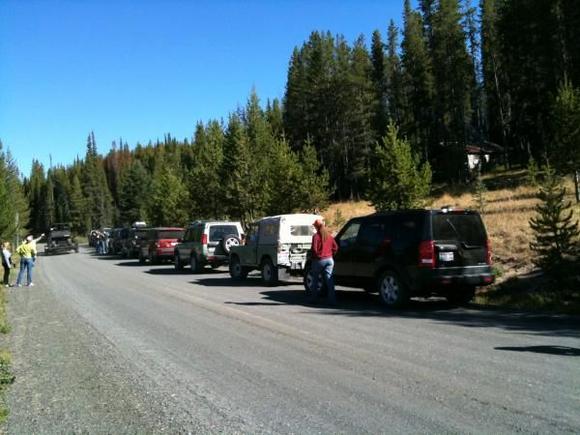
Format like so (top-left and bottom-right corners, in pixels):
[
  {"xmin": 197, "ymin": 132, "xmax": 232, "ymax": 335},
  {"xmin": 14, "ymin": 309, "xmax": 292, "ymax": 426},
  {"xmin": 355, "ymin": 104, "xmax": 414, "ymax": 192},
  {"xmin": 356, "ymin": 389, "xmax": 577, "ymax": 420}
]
[{"xmin": 229, "ymin": 213, "xmax": 322, "ymax": 285}]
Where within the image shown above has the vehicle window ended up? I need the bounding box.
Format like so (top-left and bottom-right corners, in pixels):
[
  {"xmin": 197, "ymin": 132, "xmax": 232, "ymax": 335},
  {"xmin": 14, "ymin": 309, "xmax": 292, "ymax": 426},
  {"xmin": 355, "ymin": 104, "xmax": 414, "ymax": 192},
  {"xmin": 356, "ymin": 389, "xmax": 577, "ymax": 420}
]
[
  {"xmin": 392, "ymin": 214, "xmax": 424, "ymax": 245},
  {"xmin": 182, "ymin": 228, "xmax": 193, "ymax": 242},
  {"xmin": 432, "ymin": 213, "xmax": 486, "ymax": 245},
  {"xmin": 260, "ymin": 223, "xmax": 277, "ymax": 238},
  {"xmin": 357, "ymin": 221, "xmax": 386, "ymax": 248},
  {"xmin": 208, "ymin": 225, "xmax": 239, "ymax": 242},
  {"xmin": 245, "ymin": 224, "xmax": 258, "ymax": 245},
  {"xmin": 158, "ymin": 230, "xmax": 184, "ymax": 240},
  {"xmin": 135, "ymin": 229, "xmax": 148, "ymax": 239},
  {"xmin": 336, "ymin": 221, "xmax": 361, "ymax": 247},
  {"xmin": 290, "ymin": 225, "xmax": 314, "ymax": 236}
]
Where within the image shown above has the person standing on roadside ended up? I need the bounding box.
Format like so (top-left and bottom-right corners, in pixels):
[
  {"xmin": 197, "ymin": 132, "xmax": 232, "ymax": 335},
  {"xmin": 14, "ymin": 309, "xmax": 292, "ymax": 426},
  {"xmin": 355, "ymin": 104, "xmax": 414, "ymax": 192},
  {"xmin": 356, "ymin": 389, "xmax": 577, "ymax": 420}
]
[
  {"xmin": 15, "ymin": 235, "xmax": 37, "ymax": 287},
  {"xmin": 308, "ymin": 219, "xmax": 339, "ymax": 305},
  {"xmin": 2, "ymin": 241, "xmax": 13, "ymax": 287}
]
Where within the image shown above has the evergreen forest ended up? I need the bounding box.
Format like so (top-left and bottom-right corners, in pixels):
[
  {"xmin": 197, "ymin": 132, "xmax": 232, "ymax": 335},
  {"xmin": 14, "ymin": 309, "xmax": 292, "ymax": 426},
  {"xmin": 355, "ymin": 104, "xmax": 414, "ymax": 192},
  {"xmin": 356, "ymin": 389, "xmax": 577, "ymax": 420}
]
[{"xmin": 2, "ymin": 0, "xmax": 580, "ymax": 239}]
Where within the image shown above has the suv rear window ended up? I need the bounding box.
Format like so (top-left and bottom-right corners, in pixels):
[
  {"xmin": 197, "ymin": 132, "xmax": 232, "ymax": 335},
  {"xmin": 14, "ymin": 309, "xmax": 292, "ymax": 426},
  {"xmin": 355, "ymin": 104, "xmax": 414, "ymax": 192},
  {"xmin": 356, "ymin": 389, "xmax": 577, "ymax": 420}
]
[
  {"xmin": 157, "ymin": 230, "xmax": 184, "ymax": 240},
  {"xmin": 290, "ymin": 225, "xmax": 314, "ymax": 236},
  {"xmin": 209, "ymin": 225, "xmax": 239, "ymax": 242},
  {"xmin": 432, "ymin": 213, "xmax": 486, "ymax": 246}
]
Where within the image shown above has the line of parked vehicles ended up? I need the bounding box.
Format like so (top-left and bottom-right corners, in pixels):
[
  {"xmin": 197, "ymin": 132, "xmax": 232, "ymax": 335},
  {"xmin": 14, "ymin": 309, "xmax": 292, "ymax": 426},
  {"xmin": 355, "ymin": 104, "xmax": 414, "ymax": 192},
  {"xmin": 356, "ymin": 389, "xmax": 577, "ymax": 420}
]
[{"xmin": 89, "ymin": 207, "xmax": 495, "ymax": 307}]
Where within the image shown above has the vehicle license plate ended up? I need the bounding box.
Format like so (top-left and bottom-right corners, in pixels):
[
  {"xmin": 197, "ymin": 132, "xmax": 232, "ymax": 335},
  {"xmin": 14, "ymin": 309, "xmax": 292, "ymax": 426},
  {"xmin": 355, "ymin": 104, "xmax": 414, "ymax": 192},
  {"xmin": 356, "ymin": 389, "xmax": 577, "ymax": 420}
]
[{"xmin": 439, "ymin": 251, "xmax": 454, "ymax": 262}]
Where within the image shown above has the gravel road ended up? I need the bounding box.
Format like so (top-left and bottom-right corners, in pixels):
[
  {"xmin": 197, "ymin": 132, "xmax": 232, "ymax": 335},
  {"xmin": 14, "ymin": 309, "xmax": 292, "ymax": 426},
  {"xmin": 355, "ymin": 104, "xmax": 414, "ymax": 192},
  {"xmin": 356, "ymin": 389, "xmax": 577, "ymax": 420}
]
[{"xmin": 2, "ymin": 246, "xmax": 580, "ymax": 433}]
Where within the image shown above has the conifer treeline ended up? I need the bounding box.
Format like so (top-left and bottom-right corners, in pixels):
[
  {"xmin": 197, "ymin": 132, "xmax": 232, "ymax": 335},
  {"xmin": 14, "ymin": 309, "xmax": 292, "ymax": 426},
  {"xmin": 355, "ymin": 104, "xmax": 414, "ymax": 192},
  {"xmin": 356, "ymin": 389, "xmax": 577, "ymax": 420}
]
[
  {"xmin": 5, "ymin": 0, "xmax": 580, "ymax": 238},
  {"xmin": 24, "ymin": 93, "xmax": 329, "ymax": 234}
]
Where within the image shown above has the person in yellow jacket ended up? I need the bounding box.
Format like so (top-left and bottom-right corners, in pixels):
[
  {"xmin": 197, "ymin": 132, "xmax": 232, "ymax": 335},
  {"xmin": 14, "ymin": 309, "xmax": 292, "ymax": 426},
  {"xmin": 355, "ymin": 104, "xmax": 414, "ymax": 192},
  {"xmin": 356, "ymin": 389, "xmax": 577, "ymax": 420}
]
[{"xmin": 16, "ymin": 235, "xmax": 37, "ymax": 287}]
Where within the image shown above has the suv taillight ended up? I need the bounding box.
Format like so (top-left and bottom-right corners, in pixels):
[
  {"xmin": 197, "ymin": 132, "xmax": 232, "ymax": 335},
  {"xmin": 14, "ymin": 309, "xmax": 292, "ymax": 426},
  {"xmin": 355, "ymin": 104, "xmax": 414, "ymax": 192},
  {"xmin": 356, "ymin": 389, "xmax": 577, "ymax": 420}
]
[
  {"xmin": 486, "ymin": 238, "xmax": 492, "ymax": 265},
  {"xmin": 201, "ymin": 234, "xmax": 208, "ymax": 245},
  {"xmin": 418, "ymin": 240, "xmax": 435, "ymax": 268}
]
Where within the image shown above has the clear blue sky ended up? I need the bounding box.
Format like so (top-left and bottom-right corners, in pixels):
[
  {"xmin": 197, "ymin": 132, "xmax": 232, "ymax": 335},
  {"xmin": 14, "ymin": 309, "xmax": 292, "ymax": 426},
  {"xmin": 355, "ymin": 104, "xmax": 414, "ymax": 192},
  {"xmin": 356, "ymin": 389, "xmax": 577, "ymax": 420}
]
[{"xmin": 1, "ymin": 0, "xmax": 407, "ymax": 177}]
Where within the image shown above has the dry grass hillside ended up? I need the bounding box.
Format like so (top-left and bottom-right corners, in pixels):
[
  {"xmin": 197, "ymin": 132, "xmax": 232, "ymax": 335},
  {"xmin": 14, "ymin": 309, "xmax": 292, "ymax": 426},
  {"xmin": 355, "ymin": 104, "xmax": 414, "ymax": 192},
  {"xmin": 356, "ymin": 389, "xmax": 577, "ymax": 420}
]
[{"xmin": 321, "ymin": 169, "xmax": 580, "ymax": 287}]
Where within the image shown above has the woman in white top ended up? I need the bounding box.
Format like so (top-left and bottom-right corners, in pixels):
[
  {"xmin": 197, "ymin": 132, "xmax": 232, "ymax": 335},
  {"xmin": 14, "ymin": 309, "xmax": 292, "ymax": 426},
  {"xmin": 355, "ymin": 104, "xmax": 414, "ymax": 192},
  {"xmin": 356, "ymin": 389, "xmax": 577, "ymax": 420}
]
[{"xmin": 2, "ymin": 241, "xmax": 12, "ymax": 287}]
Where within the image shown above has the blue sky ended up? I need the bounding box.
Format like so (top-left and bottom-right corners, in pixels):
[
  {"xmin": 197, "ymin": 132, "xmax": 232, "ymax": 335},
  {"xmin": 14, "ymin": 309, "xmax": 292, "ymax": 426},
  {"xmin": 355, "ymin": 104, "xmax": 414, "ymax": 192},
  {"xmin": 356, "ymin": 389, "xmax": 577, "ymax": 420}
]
[{"xmin": 1, "ymin": 0, "xmax": 406, "ymax": 177}]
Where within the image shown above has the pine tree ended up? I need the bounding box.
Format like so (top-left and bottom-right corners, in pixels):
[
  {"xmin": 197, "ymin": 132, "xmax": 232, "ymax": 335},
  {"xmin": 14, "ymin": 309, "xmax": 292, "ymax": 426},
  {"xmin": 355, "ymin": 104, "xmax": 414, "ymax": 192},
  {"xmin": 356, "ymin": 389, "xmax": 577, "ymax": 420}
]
[
  {"xmin": 26, "ymin": 160, "xmax": 46, "ymax": 233},
  {"xmin": 401, "ymin": 0, "xmax": 434, "ymax": 162},
  {"xmin": 371, "ymin": 29, "xmax": 388, "ymax": 140},
  {"xmin": 550, "ymin": 78, "xmax": 580, "ymax": 201},
  {"xmin": 430, "ymin": 0, "xmax": 475, "ymax": 182},
  {"xmin": 147, "ymin": 164, "xmax": 188, "ymax": 226},
  {"xmin": 118, "ymin": 160, "xmax": 150, "ymax": 225},
  {"xmin": 0, "ymin": 143, "xmax": 29, "ymax": 242},
  {"xmin": 189, "ymin": 121, "xmax": 225, "ymax": 219},
  {"xmin": 68, "ymin": 172, "xmax": 85, "ymax": 235},
  {"xmin": 366, "ymin": 123, "xmax": 432, "ymax": 211},
  {"xmin": 221, "ymin": 113, "xmax": 258, "ymax": 226},
  {"xmin": 81, "ymin": 132, "xmax": 114, "ymax": 228},
  {"xmin": 529, "ymin": 164, "xmax": 580, "ymax": 276},
  {"xmin": 385, "ymin": 20, "xmax": 404, "ymax": 126}
]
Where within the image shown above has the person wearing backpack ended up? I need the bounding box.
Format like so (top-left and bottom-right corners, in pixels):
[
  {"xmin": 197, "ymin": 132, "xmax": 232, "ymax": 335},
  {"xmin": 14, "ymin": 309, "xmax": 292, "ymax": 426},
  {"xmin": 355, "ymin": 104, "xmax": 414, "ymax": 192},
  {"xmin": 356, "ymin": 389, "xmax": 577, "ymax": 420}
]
[{"xmin": 15, "ymin": 235, "xmax": 37, "ymax": 287}]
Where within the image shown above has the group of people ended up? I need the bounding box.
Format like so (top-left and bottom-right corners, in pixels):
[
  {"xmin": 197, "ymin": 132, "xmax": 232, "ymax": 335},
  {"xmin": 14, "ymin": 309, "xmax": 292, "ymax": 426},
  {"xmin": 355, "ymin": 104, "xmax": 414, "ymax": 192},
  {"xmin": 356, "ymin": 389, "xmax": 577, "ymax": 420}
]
[
  {"xmin": 90, "ymin": 230, "xmax": 110, "ymax": 255},
  {"xmin": 1, "ymin": 234, "xmax": 44, "ymax": 288}
]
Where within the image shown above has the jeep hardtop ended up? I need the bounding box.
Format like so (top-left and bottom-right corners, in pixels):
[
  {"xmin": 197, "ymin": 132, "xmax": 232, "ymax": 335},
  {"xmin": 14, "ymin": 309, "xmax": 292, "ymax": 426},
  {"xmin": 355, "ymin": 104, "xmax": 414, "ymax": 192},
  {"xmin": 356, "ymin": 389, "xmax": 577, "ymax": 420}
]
[{"xmin": 229, "ymin": 213, "xmax": 322, "ymax": 285}]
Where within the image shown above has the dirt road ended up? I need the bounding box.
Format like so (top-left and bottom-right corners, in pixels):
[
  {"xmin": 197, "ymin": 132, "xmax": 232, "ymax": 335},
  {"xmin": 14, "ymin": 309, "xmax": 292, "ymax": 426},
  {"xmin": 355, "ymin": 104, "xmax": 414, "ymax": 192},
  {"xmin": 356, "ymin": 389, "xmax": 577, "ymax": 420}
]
[{"xmin": 4, "ymin": 247, "xmax": 580, "ymax": 433}]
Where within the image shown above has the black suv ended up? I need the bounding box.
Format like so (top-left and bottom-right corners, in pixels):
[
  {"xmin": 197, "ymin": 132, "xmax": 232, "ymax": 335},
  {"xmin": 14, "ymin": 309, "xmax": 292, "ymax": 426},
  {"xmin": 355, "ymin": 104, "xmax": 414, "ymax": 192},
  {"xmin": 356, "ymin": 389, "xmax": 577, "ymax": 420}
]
[{"xmin": 305, "ymin": 208, "xmax": 494, "ymax": 307}]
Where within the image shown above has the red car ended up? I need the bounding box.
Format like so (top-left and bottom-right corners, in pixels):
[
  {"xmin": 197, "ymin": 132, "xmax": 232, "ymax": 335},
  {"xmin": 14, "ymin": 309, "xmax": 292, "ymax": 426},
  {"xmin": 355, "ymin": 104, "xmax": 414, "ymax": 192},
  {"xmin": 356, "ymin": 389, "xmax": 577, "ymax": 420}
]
[{"xmin": 139, "ymin": 227, "xmax": 184, "ymax": 264}]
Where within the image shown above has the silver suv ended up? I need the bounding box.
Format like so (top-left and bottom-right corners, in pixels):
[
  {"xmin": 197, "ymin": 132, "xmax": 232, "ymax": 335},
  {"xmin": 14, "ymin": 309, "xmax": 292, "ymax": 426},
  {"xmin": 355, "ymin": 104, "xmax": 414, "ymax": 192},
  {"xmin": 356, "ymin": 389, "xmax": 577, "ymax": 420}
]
[{"xmin": 174, "ymin": 221, "xmax": 243, "ymax": 273}]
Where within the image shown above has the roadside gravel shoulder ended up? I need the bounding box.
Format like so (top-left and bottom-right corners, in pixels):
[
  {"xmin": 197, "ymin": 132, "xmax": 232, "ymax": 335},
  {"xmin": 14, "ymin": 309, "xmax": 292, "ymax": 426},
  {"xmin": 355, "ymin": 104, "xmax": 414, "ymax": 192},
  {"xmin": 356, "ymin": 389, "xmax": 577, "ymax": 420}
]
[{"xmin": 1, "ymin": 273, "xmax": 200, "ymax": 433}]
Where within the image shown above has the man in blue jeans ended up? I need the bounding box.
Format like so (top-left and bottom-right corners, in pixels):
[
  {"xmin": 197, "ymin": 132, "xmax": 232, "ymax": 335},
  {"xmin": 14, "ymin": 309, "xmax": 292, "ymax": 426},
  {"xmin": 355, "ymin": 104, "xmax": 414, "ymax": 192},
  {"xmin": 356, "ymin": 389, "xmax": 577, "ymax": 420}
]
[{"xmin": 309, "ymin": 219, "xmax": 339, "ymax": 305}]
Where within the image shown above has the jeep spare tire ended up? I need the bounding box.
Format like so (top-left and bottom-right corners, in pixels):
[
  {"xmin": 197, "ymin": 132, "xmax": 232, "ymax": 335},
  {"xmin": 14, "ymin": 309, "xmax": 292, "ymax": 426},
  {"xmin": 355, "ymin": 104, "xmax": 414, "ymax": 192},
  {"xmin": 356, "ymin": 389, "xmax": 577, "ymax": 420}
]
[{"xmin": 220, "ymin": 235, "xmax": 240, "ymax": 254}]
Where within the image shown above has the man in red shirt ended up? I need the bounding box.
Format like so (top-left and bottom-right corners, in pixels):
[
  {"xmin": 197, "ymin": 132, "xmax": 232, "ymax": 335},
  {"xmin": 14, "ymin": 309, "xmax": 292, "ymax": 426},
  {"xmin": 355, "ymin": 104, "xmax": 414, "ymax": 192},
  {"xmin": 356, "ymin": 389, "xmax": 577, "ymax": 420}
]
[{"xmin": 309, "ymin": 219, "xmax": 339, "ymax": 304}]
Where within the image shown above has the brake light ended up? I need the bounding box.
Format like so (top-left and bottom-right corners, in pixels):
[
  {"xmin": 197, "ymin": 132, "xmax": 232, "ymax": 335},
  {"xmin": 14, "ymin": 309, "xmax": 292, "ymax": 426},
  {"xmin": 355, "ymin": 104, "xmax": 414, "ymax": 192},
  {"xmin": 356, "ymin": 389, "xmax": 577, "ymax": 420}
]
[
  {"xmin": 485, "ymin": 238, "xmax": 492, "ymax": 265},
  {"xmin": 201, "ymin": 234, "xmax": 207, "ymax": 245},
  {"xmin": 418, "ymin": 240, "xmax": 435, "ymax": 268}
]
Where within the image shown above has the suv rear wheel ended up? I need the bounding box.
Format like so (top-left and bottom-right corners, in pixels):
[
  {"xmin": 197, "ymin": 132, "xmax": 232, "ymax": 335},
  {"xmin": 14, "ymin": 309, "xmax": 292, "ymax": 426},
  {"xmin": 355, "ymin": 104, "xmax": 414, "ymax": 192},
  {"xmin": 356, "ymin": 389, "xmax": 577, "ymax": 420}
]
[
  {"xmin": 378, "ymin": 270, "xmax": 409, "ymax": 308},
  {"xmin": 174, "ymin": 253, "xmax": 184, "ymax": 271},
  {"xmin": 261, "ymin": 258, "xmax": 278, "ymax": 286},
  {"xmin": 229, "ymin": 255, "xmax": 248, "ymax": 280},
  {"xmin": 190, "ymin": 253, "xmax": 202, "ymax": 274}
]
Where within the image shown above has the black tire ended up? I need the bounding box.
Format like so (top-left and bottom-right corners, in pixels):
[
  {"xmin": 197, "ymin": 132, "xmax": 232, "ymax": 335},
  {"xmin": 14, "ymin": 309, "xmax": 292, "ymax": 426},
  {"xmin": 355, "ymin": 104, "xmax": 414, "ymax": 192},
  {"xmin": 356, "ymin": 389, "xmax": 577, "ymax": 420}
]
[
  {"xmin": 174, "ymin": 252, "xmax": 184, "ymax": 271},
  {"xmin": 138, "ymin": 251, "xmax": 146, "ymax": 264},
  {"xmin": 377, "ymin": 270, "xmax": 409, "ymax": 308},
  {"xmin": 446, "ymin": 287, "xmax": 476, "ymax": 306},
  {"xmin": 260, "ymin": 258, "xmax": 278, "ymax": 286},
  {"xmin": 148, "ymin": 250, "xmax": 158, "ymax": 265},
  {"xmin": 229, "ymin": 255, "xmax": 248, "ymax": 280},
  {"xmin": 190, "ymin": 253, "xmax": 202, "ymax": 273},
  {"xmin": 303, "ymin": 264, "xmax": 327, "ymax": 298},
  {"xmin": 220, "ymin": 235, "xmax": 241, "ymax": 255}
]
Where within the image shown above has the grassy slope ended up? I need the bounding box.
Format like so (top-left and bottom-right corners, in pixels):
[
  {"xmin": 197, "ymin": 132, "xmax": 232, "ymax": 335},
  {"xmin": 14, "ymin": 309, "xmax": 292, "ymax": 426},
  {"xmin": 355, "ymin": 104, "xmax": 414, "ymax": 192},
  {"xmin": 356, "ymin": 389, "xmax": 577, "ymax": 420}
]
[{"xmin": 321, "ymin": 169, "xmax": 580, "ymax": 313}]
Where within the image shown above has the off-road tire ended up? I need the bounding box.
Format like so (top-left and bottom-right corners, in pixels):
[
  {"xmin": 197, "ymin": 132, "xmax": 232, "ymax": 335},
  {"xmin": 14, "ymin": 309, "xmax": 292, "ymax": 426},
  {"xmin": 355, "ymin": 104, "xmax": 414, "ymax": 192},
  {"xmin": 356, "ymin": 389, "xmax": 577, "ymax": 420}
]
[
  {"xmin": 378, "ymin": 270, "xmax": 409, "ymax": 308},
  {"xmin": 190, "ymin": 253, "xmax": 202, "ymax": 274},
  {"xmin": 260, "ymin": 258, "xmax": 278, "ymax": 286},
  {"xmin": 174, "ymin": 253, "xmax": 184, "ymax": 271},
  {"xmin": 229, "ymin": 255, "xmax": 248, "ymax": 280}
]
